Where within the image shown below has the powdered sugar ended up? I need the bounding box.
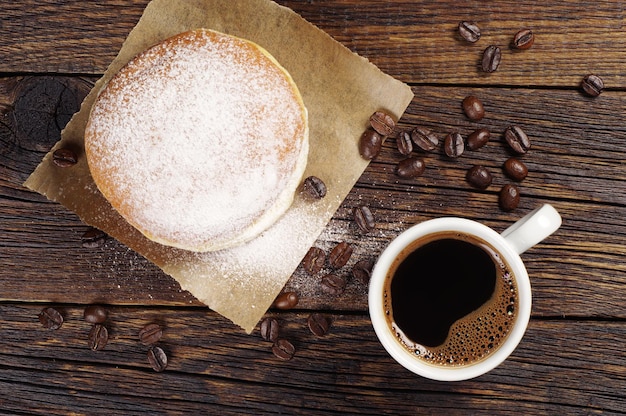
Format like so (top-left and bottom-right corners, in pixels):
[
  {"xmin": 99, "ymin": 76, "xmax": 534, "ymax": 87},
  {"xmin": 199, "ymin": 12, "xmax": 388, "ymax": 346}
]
[{"xmin": 85, "ymin": 29, "xmax": 308, "ymax": 252}]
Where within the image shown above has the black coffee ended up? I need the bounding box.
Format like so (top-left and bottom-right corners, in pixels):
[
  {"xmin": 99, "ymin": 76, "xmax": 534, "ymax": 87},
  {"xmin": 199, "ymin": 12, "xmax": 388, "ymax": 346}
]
[{"xmin": 383, "ymin": 232, "xmax": 518, "ymax": 366}]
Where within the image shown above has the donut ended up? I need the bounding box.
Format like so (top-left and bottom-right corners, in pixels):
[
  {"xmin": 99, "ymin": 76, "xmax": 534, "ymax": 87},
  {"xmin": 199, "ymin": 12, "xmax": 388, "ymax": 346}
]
[{"xmin": 84, "ymin": 29, "xmax": 309, "ymax": 252}]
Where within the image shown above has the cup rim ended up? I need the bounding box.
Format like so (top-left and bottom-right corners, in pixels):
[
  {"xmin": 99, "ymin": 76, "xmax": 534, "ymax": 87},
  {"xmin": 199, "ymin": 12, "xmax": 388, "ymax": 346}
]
[{"xmin": 368, "ymin": 217, "xmax": 532, "ymax": 381}]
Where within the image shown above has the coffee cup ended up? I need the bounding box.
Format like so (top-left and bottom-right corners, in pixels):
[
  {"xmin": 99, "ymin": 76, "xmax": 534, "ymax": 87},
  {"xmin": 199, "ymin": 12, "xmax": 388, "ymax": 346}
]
[{"xmin": 369, "ymin": 204, "xmax": 561, "ymax": 381}]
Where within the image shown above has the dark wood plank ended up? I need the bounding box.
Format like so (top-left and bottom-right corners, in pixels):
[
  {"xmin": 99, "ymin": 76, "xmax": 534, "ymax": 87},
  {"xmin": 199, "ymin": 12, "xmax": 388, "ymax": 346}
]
[
  {"xmin": 0, "ymin": 304, "xmax": 623, "ymax": 415},
  {"xmin": 0, "ymin": 1, "xmax": 624, "ymax": 89},
  {"xmin": 0, "ymin": 1, "xmax": 149, "ymax": 74},
  {"xmin": 282, "ymin": 0, "xmax": 626, "ymax": 87}
]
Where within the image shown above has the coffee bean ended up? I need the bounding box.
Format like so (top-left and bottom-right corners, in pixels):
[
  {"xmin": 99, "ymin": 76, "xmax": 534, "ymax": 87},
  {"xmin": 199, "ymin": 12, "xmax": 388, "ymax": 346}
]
[
  {"xmin": 462, "ymin": 95, "xmax": 485, "ymax": 121},
  {"xmin": 352, "ymin": 258, "xmax": 375, "ymax": 284},
  {"xmin": 359, "ymin": 128, "xmax": 383, "ymax": 160},
  {"xmin": 458, "ymin": 21, "xmax": 480, "ymax": 43},
  {"xmin": 328, "ymin": 242, "xmax": 353, "ymax": 269},
  {"xmin": 273, "ymin": 291, "xmax": 299, "ymax": 310},
  {"xmin": 52, "ymin": 148, "xmax": 77, "ymax": 167},
  {"xmin": 147, "ymin": 346, "xmax": 168, "ymax": 372},
  {"xmin": 88, "ymin": 324, "xmax": 109, "ymax": 351},
  {"xmin": 302, "ymin": 246, "xmax": 326, "ymax": 275},
  {"xmin": 395, "ymin": 156, "xmax": 426, "ymax": 179},
  {"xmin": 411, "ymin": 127, "xmax": 438, "ymax": 152},
  {"xmin": 482, "ymin": 45, "xmax": 501, "ymax": 73},
  {"xmin": 303, "ymin": 176, "xmax": 327, "ymax": 199},
  {"xmin": 272, "ymin": 339, "xmax": 296, "ymax": 361},
  {"xmin": 320, "ymin": 273, "xmax": 347, "ymax": 296},
  {"xmin": 499, "ymin": 184, "xmax": 521, "ymax": 211},
  {"xmin": 84, "ymin": 305, "xmax": 107, "ymax": 324},
  {"xmin": 81, "ymin": 227, "xmax": 107, "ymax": 248},
  {"xmin": 353, "ymin": 205, "xmax": 375, "ymax": 233},
  {"xmin": 369, "ymin": 111, "xmax": 395, "ymax": 136},
  {"xmin": 444, "ymin": 132, "xmax": 464, "ymax": 158},
  {"xmin": 513, "ymin": 29, "xmax": 534, "ymax": 50},
  {"xmin": 260, "ymin": 317, "xmax": 279, "ymax": 342},
  {"xmin": 307, "ymin": 313, "xmax": 331, "ymax": 337},
  {"xmin": 396, "ymin": 130, "xmax": 413, "ymax": 155},
  {"xmin": 38, "ymin": 307, "xmax": 63, "ymax": 330},
  {"xmin": 466, "ymin": 128, "xmax": 490, "ymax": 150},
  {"xmin": 581, "ymin": 74, "xmax": 604, "ymax": 97},
  {"xmin": 466, "ymin": 165, "xmax": 493, "ymax": 189},
  {"xmin": 503, "ymin": 157, "xmax": 528, "ymax": 181},
  {"xmin": 504, "ymin": 126, "xmax": 531, "ymax": 154},
  {"xmin": 138, "ymin": 323, "xmax": 163, "ymax": 346}
]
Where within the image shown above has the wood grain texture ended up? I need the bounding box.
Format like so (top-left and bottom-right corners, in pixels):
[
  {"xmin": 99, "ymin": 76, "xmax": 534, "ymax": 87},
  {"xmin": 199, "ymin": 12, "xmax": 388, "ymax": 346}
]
[
  {"xmin": 0, "ymin": 1, "xmax": 624, "ymax": 88},
  {"xmin": 0, "ymin": 304, "xmax": 623, "ymax": 415},
  {"xmin": 282, "ymin": 0, "xmax": 626, "ymax": 87},
  {"xmin": 0, "ymin": 1, "xmax": 625, "ymax": 414}
]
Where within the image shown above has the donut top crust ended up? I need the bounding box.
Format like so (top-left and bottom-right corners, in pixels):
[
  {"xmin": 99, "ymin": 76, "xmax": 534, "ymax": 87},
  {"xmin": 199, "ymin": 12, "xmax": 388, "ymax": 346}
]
[{"xmin": 84, "ymin": 29, "xmax": 309, "ymax": 252}]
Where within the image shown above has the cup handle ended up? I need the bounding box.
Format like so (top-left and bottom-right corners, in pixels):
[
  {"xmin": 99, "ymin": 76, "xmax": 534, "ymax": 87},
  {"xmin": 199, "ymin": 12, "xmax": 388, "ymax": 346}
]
[{"xmin": 500, "ymin": 204, "xmax": 562, "ymax": 255}]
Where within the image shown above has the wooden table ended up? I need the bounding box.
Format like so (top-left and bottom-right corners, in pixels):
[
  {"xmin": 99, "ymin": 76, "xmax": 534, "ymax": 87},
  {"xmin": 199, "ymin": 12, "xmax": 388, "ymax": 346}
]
[{"xmin": 1, "ymin": 1, "xmax": 625, "ymax": 414}]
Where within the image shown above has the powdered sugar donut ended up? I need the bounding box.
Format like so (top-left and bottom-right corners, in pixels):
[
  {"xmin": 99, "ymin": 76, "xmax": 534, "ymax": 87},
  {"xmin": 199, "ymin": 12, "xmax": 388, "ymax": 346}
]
[{"xmin": 85, "ymin": 29, "xmax": 309, "ymax": 252}]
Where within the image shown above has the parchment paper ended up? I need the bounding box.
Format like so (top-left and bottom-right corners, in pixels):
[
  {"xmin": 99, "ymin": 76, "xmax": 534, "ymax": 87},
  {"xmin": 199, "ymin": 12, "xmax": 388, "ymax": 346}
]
[{"xmin": 24, "ymin": 0, "xmax": 414, "ymax": 332}]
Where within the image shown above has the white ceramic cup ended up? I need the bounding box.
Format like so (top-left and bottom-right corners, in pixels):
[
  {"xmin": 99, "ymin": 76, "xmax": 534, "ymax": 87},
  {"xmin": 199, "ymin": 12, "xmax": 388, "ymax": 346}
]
[{"xmin": 369, "ymin": 204, "xmax": 562, "ymax": 381}]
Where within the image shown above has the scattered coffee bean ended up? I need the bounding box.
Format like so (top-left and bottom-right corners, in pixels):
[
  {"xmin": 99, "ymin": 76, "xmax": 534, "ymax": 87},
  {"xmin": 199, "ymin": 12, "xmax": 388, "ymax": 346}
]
[
  {"xmin": 38, "ymin": 307, "xmax": 63, "ymax": 330},
  {"xmin": 513, "ymin": 29, "xmax": 534, "ymax": 50},
  {"xmin": 320, "ymin": 273, "xmax": 347, "ymax": 296},
  {"xmin": 88, "ymin": 324, "xmax": 109, "ymax": 351},
  {"xmin": 147, "ymin": 346, "xmax": 168, "ymax": 372},
  {"xmin": 353, "ymin": 205, "xmax": 375, "ymax": 233},
  {"xmin": 52, "ymin": 148, "xmax": 77, "ymax": 167},
  {"xmin": 444, "ymin": 132, "xmax": 465, "ymax": 158},
  {"xmin": 83, "ymin": 305, "xmax": 107, "ymax": 324},
  {"xmin": 352, "ymin": 258, "xmax": 375, "ymax": 285},
  {"xmin": 466, "ymin": 165, "xmax": 493, "ymax": 189},
  {"xmin": 411, "ymin": 127, "xmax": 439, "ymax": 152},
  {"xmin": 466, "ymin": 128, "xmax": 490, "ymax": 150},
  {"xmin": 273, "ymin": 291, "xmax": 299, "ymax": 310},
  {"xmin": 482, "ymin": 45, "xmax": 502, "ymax": 73},
  {"xmin": 138, "ymin": 323, "xmax": 163, "ymax": 346},
  {"xmin": 302, "ymin": 176, "xmax": 327, "ymax": 199},
  {"xmin": 359, "ymin": 128, "xmax": 383, "ymax": 160},
  {"xmin": 272, "ymin": 339, "xmax": 296, "ymax": 361},
  {"xmin": 396, "ymin": 130, "xmax": 413, "ymax": 155},
  {"xmin": 260, "ymin": 317, "xmax": 279, "ymax": 342},
  {"xmin": 395, "ymin": 156, "xmax": 426, "ymax": 179},
  {"xmin": 328, "ymin": 242, "xmax": 353, "ymax": 269},
  {"xmin": 462, "ymin": 96, "xmax": 485, "ymax": 121},
  {"xmin": 369, "ymin": 111, "xmax": 395, "ymax": 136},
  {"xmin": 458, "ymin": 21, "xmax": 481, "ymax": 43},
  {"xmin": 504, "ymin": 125, "xmax": 531, "ymax": 154},
  {"xmin": 307, "ymin": 313, "xmax": 331, "ymax": 337},
  {"xmin": 499, "ymin": 184, "xmax": 521, "ymax": 211},
  {"xmin": 81, "ymin": 228, "xmax": 107, "ymax": 248},
  {"xmin": 503, "ymin": 157, "xmax": 528, "ymax": 181},
  {"xmin": 581, "ymin": 74, "xmax": 604, "ymax": 97},
  {"xmin": 302, "ymin": 246, "xmax": 326, "ymax": 275}
]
